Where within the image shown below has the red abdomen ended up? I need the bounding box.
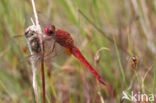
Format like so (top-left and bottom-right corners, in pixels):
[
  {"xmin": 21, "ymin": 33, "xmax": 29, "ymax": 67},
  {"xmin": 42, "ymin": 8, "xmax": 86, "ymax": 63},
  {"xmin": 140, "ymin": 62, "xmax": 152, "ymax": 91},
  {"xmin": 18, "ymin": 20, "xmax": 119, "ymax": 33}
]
[{"xmin": 71, "ymin": 46, "xmax": 108, "ymax": 85}]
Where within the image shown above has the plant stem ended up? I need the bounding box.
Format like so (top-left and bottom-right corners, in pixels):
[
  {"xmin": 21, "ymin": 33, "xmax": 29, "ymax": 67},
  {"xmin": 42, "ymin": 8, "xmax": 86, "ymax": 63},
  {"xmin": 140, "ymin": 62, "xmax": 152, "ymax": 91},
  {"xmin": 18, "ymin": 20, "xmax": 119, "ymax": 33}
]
[
  {"xmin": 134, "ymin": 70, "xmax": 143, "ymax": 93},
  {"xmin": 113, "ymin": 36, "xmax": 126, "ymax": 86},
  {"xmin": 152, "ymin": 65, "xmax": 156, "ymax": 94},
  {"xmin": 41, "ymin": 44, "xmax": 46, "ymax": 103}
]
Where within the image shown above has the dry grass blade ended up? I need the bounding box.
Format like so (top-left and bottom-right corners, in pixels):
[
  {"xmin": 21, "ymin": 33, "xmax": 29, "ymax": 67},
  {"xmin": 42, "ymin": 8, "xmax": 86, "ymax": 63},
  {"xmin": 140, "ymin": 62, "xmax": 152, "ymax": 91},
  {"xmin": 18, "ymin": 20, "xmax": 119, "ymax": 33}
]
[
  {"xmin": 24, "ymin": 0, "xmax": 45, "ymax": 103},
  {"xmin": 131, "ymin": 0, "xmax": 156, "ymax": 55},
  {"xmin": 142, "ymin": 65, "xmax": 153, "ymax": 93}
]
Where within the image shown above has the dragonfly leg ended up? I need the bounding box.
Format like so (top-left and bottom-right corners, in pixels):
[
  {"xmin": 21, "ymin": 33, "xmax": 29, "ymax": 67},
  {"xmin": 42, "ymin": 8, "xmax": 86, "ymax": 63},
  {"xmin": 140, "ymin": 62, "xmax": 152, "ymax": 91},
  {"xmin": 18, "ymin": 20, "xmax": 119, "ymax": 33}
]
[
  {"xmin": 20, "ymin": 54, "xmax": 40, "ymax": 63},
  {"xmin": 44, "ymin": 41, "xmax": 57, "ymax": 62},
  {"xmin": 42, "ymin": 36, "xmax": 53, "ymax": 41},
  {"xmin": 51, "ymin": 41, "xmax": 57, "ymax": 58}
]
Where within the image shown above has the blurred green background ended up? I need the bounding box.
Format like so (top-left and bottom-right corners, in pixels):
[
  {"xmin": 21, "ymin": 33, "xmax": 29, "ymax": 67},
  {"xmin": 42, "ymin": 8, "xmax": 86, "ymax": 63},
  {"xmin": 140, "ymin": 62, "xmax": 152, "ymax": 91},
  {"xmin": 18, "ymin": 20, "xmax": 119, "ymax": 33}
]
[{"xmin": 0, "ymin": 0, "xmax": 156, "ymax": 103}]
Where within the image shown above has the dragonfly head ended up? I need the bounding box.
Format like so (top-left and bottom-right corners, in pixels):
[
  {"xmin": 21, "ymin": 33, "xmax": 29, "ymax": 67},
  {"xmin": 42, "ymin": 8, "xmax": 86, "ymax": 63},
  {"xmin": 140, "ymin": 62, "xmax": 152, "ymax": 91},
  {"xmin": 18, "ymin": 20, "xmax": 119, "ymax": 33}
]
[{"xmin": 44, "ymin": 25, "xmax": 55, "ymax": 36}]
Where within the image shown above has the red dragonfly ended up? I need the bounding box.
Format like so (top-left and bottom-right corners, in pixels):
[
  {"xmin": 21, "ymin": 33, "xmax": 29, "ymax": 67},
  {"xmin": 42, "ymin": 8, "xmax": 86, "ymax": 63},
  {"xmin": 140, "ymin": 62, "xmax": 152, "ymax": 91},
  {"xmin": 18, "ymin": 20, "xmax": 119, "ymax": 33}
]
[{"xmin": 44, "ymin": 25, "xmax": 109, "ymax": 85}]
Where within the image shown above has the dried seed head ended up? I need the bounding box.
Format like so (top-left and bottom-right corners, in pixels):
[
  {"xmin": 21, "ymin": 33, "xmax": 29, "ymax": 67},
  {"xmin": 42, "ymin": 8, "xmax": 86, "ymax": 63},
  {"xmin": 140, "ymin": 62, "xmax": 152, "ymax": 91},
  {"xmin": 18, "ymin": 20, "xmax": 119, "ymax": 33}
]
[
  {"xmin": 24, "ymin": 27, "xmax": 41, "ymax": 54},
  {"xmin": 30, "ymin": 38, "xmax": 41, "ymax": 53},
  {"xmin": 94, "ymin": 54, "xmax": 100, "ymax": 67},
  {"xmin": 25, "ymin": 30, "xmax": 35, "ymax": 38},
  {"xmin": 131, "ymin": 56, "xmax": 138, "ymax": 69}
]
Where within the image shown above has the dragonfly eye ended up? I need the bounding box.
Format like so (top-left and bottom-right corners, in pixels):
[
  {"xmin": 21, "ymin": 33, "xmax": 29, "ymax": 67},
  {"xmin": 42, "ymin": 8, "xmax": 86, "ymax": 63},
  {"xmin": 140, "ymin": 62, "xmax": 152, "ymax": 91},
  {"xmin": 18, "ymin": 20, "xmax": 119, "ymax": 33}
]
[{"xmin": 45, "ymin": 25, "xmax": 55, "ymax": 36}]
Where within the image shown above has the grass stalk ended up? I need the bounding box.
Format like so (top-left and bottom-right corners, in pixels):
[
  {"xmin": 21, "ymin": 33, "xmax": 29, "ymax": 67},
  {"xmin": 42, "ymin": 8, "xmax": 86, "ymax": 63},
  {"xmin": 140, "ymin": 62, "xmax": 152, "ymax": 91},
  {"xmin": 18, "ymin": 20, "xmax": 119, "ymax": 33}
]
[
  {"xmin": 113, "ymin": 36, "xmax": 126, "ymax": 86},
  {"xmin": 41, "ymin": 43, "xmax": 46, "ymax": 103},
  {"xmin": 25, "ymin": 0, "xmax": 44, "ymax": 102},
  {"xmin": 152, "ymin": 65, "xmax": 156, "ymax": 94},
  {"xmin": 44, "ymin": 66, "xmax": 59, "ymax": 103},
  {"xmin": 134, "ymin": 70, "xmax": 143, "ymax": 93},
  {"xmin": 127, "ymin": 31, "xmax": 133, "ymax": 57},
  {"xmin": 0, "ymin": 80, "xmax": 15, "ymax": 103},
  {"xmin": 127, "ymin": 28, "xmax": 143, "ymax": 93}
]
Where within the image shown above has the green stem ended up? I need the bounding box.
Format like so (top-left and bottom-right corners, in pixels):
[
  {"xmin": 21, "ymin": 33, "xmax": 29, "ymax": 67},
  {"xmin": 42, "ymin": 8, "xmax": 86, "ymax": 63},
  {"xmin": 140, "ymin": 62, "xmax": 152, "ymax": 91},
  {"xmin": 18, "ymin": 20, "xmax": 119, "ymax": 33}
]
[
  {"xmin": 134, "ymin": 70, "xmax": 143, "ymax": 93},
  {"xmin": 113, "ymin": 37, "xmax": 126, "ymax": 86},
  {"xmin": 152, "ymin": 65, "xmax": 156, "ymax": 94}
]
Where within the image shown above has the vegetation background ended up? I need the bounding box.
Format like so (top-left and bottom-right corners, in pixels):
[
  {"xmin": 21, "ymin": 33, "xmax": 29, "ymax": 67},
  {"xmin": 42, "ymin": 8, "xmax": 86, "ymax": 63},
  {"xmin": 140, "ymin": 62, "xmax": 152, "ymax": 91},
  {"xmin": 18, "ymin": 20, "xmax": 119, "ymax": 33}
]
[{"xmin": 0, "ymin": 0, "xmax": 156, "ymax": 102}]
